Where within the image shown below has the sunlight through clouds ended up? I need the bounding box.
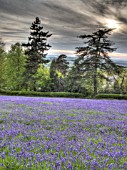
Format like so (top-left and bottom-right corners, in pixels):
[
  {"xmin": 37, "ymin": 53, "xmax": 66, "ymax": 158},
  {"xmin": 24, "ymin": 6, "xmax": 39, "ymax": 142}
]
[
  {"xmin": 110, "ymin": 52, "xmax": 127, "ymax": 60},
  {"xmin": 0, "ymin": 0, "xmax": 127, "ymax": 62}
]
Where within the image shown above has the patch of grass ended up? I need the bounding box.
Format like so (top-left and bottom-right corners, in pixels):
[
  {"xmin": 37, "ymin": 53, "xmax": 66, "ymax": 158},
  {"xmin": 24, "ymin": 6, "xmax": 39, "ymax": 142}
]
[
  {"xmin": 68, "ymin": 113, "xmax": 77, "ymax": 116},
  {"xmin": 67, "ymin": 135, "xmax": 77, "ymax": 141},
  {"xmin": 0, "ymin": 120, "xmax": 4, "ymax": 124},
  {"xmin": 41, "ymin": 102, "xmax": 52, "ymax": 105},
  {"xmin": 86, "ymin": 110, "xmax": 102, "ymax": 115},
  {"xmin": 18, "ymin": 104, "xmax": 27, "ymax": 107},
  {"xmin": 45, "ymin": 126, "xmax": 52, "ymax": 130},
  {"xmin": 22, "ymin": 135, "xmax": 37, "ymax": 142},
  {"xmin": 44, "ymin": 111, "xmax": 51, "ymax": 115}
]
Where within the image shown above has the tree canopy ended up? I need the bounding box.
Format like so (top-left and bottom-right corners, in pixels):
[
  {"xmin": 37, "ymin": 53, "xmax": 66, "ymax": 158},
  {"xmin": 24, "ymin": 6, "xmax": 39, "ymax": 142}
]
[
  {"xmin": 22, "ymin": 17, "xmax": 52, "ymax": 90},
  {"xmin": 76, "ymin": 28, "xmax": 120, "ymax": 96}
]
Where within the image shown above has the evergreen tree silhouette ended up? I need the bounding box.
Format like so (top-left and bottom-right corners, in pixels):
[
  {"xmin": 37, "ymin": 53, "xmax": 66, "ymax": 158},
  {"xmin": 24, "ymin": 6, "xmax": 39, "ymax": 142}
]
[
  {"xmin": 76, "ymin": 28, "xmax": 119, "ymax": 96},
  {"xmin": 22, "ymin": 17, "xmax": 52, "ymax": 90}
]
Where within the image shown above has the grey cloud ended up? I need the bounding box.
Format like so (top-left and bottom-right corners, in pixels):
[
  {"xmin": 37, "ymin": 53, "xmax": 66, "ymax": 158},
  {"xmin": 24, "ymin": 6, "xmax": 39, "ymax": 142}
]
[
  {"xmin": 80, "ymin": 0, "xmax": 109, "ymax": 16},
  {"xmin": 117, "ymin": 15, "xmax": 127, "ymax": 24},
  {"xmin": 0, "ymin": 0, "xmax": 127, "ymax": 58},
  {"xmin": 103, "ymin": 0, "xmax": 127, "ymax": 7},
  {"xmin": 0, "ymin": 0, "xmax": 32, "ymax": 16},
  {"xmin": 39, "ymin": 1, "xmax": 94, "ymax": 28}
]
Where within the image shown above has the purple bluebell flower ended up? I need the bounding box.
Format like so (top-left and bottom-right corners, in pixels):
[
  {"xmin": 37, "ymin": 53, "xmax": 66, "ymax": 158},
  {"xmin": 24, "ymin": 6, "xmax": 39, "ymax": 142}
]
[{"xmin": 0, "ymin": 96, "xmax": 127, "ymax": 169}]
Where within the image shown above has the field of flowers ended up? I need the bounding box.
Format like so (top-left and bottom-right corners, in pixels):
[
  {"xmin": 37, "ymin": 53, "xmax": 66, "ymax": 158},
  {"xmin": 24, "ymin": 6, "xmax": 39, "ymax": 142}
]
[{"xmin": 0, "ymin": 96, "xmax": 127, "ymax": 170}]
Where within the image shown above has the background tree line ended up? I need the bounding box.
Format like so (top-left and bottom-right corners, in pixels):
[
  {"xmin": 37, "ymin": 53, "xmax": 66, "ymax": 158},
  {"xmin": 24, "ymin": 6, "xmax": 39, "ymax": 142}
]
[{"xmin": 0, "ymin": 17, "xmax": 127, "ymax": 96}]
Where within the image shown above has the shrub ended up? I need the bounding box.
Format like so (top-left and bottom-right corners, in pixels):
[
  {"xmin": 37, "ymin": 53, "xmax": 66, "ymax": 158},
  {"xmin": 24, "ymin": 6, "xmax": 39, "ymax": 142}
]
[
  {"xmin": 96, "ymin": 94, "xmax": 127, "ymax": 100},
  {"xmin": 0, "ymin": 89, "xmax": 85, "ymax": 98}
]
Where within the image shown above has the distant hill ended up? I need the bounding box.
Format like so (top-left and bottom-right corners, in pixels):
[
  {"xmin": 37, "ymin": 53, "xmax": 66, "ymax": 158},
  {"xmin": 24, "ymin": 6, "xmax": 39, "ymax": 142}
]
[
  {"xmin": 46, "ymin": 55, "xmax": 76, "ymax": 67},
  {"xmin": 113, "ymin": 59, "xmax": 127, "ymax": 67},
  {"xmin": 47, "ymin": 55, "xmax": 127, "ymax": 68}
]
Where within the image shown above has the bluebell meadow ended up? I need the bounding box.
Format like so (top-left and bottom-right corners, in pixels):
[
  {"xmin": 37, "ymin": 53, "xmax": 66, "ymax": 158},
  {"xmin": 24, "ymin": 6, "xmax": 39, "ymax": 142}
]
[{"xmin": 0, "ymin": 96, "xmax": 127, "ymax": 169}]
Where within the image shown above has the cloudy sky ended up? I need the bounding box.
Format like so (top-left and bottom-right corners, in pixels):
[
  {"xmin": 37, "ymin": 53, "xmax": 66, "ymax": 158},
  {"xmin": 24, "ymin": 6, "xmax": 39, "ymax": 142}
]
[{"xmin": 0, "ymin": 0, "xmax": 127, "ymax": 64}]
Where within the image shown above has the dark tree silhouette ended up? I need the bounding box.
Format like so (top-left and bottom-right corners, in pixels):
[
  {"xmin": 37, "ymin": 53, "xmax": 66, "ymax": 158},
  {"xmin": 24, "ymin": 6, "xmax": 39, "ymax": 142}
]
[
  {"xmin": 76, "ymin": 28, "xmax": 119, "ymax": 96},
  {"xmin": 50, "ymin": 54, "xmax": 69, "ymax": 92},
  {"xmin": 55, "ymin": 54, "xmax": 69, "ymax": 76},
  {"xmin": 65, "ymin": 56, "xmax": 87, "ymax": 94},
  {"xmin": 50, "ymin": 58, "xmax": 58, "ymax": 92},
  {"xmin": 22, "ymin": 17, "xmax": 52, "ymax": 90}
]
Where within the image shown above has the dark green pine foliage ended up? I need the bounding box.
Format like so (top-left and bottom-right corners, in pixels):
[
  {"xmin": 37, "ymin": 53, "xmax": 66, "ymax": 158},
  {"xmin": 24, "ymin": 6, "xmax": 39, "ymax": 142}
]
[
  {"xmin": 55, "ymin": 54, "xmax": 69, "ymax": 76},
  {"xmin": 50, "ymin": 58, "xmax": 58, "ymax": 92},
  {"xmin": 66, "ymin": 56, "xmax": 87, "ymax": 93},
  {"xmin": 76, "ymin": 28, "xmax": 119, "ymax": 96},
  {"xmin": 22, "ymin": 17, "xmax": 52, "ymax": 90},
  {"xmin": 50, "ymin": 54, "xmax": 69, "ymax": 92}
]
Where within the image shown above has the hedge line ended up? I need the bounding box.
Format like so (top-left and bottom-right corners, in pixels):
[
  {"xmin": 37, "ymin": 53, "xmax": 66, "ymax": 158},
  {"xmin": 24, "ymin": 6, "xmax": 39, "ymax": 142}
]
[
  {"xmin": 0, "ymin": 89, "xmax": 85, "ymax": 98},
  {"xmin": 96, "ymin": 94, "xmax": 127, "ymax": 100},
  {"xmin": 1, "ymin": 90, "xmax": 126, "ymax": 100}
]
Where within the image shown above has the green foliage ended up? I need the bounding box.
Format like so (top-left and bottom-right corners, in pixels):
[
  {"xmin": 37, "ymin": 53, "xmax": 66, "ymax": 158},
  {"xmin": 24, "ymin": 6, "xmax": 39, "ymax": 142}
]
[
  {"xmin": 22, "ymin": 17, "xmax": 52, "ymax": 91},
  {"xmin": 113, "ymin": 68, "xmax": 127, "ymax": 94},
  {"xmin": 54, "ymin": 54, "xmax": 69, "ymax": 76},
  {"xmin": 0, "ymin": 26, "xmax": 126, "ymax": 96},
  {"xmin": 96, "ymin": 94, "xmax": 127, "ymax": 100},
  {"xmin": 50, "ymin": 58, "xmax": 58, "ymax": 91},
  {"xmin": 76, "ymin": 28, "xmax": 119, "ymax": 96},
  {"xmin": 4, "ymin": 43, "xmax": 27, "ymax": 90},
  {"xmin": 0, "ymin": 39, "xmax": 6, "ymax": 88},
  {"xmin": 34, "ymin": 64, "xmax": 51, "ymax": 91},
  {"xmin": 86, "ymin": 110, "xmax": 102, "ymax": 115},
  {"xmin": 50, "ymin": 54, "xmax": 69, "ymax": 92},
  {"xmin": 0, "ymin": 89, "xmax": 85, "ymax": 98},
  {"xmin": 66, "ymin": 61, "xmax": 91, "ymax": 95}
]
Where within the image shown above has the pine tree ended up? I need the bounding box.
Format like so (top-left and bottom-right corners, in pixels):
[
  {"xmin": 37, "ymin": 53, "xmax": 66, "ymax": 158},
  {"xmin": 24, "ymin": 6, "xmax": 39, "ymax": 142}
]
[
  {"xmin": 50, "ymin": 58, "xmax": 59, "ymax": 92},
  {"xmin": 76, "ymin": 28, "xmax": 119, "ymax": 97},
  {"xmin": 22, "ymin": 17, "xmax": 52, "ymax": 90},
  {"xmin": 55, "ymin": 54, "xmax": 69, "ymax": 76},
  {"xmin": 66, "ymin": 56, "xmax": 89, "ymax": 94},
  {"xmin": 50, "ymin": 54, "xmax": 69, "ymax": 91}
]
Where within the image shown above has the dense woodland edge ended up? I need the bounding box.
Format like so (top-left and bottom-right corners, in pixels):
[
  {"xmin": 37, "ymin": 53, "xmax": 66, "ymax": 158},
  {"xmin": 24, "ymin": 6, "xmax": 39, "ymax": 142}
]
[{"xmin": 0, "ymin": 17, "xmax": 127, "ymax": 98}]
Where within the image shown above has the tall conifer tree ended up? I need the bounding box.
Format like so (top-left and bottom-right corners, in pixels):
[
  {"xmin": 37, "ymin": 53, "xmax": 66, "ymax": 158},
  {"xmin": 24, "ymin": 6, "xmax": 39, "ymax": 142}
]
[
  {"xmin": 76, "ymin": 28, "xmax": 119, "ymax": 96},
  {"xmin": 50, "ymin": 54, "xmax": 69, "ymax": 91},
  {"xmin": 22, "ymin": 17, "xmax": 52, "ymax": 90}
]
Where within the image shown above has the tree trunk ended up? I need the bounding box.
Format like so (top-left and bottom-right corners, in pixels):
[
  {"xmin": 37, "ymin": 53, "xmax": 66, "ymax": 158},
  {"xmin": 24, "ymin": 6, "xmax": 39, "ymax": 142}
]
[{"xmin": 120, "ymin": 76, "xmax": 124, "ymax": 94}]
